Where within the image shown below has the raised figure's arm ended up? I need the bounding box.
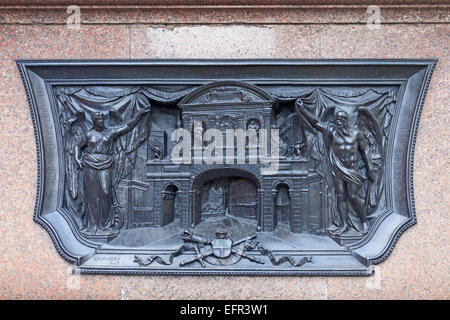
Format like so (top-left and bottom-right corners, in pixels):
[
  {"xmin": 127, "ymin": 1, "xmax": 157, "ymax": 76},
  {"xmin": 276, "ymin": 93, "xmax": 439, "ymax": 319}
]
[
  {"xmin": 295, "ymin": 99, "xmax": 326, "ymax": 132},
  {"xmin": 112, "ymin": 105, "xmax": 151, "ymax": 139},
  {"xmin": 358, "ymin": 131, "xmax": 375, "ymax": 181}
]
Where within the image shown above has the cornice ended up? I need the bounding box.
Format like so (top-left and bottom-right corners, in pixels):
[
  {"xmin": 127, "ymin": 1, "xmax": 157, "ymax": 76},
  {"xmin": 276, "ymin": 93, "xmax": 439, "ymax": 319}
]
[
  {"xmin": 0, "ymin": 0, "xmax": 449, "ymax": 7},
  {"xmin": 1, "ymin": 1, "xmax": 447, "ymax": 25}
]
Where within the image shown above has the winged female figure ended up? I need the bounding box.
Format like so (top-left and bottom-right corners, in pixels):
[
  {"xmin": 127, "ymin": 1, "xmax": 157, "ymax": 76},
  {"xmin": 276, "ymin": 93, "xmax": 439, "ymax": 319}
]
[{"xmin": 67, "ymin": 106, "xmax": 150, "ymax": 235}]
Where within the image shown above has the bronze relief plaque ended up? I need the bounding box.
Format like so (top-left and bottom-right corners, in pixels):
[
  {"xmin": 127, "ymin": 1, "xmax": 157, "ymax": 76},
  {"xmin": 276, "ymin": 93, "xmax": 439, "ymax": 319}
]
[{"xmin": 17, "ymin": 59, "xmax": 436, "ymax": 275}]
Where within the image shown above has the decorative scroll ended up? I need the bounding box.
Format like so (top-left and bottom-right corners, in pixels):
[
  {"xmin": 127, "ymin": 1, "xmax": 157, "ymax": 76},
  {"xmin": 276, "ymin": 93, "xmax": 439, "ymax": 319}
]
[
  {"xmin": 134, "ymin": 230, "xmax": 312, "ymax": 268},
  {"xmin": 134, "ymin": 244, "xmax": 195, "ymax": 266}
]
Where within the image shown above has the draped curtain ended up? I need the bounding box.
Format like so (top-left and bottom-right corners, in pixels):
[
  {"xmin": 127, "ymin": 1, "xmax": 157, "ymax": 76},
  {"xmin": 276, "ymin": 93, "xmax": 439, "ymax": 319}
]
[{"xmin": 55, "ymin": 85, "xmax": 199, "ymax": 188}]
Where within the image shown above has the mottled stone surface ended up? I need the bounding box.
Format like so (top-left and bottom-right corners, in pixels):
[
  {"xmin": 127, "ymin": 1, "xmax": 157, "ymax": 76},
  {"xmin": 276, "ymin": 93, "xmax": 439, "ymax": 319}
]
[
  {"xmin": 0, "ymin": 6, "xmax": 448, "ymax": 25},
  {"xmin": 0, "ymin": 1, "xmax": 446, "ymax": 5},
  {"xmin": 121, "ymin": 276, "xmax": 327, "ymax": 300},
  {"xmin": 0, "ymin": 7, "xmax": 448, "ymax": 299}
]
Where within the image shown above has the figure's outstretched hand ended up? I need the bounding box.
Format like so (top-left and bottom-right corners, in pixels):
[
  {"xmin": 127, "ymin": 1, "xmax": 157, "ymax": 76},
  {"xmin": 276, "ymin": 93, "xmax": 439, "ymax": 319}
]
[
  {"xmin": 294, "ymin": 98, "xmax": 324, "ymax": 132},
  {"xmin": 295, "ymin": 99, "xmax": 304, "ymax": 113}
]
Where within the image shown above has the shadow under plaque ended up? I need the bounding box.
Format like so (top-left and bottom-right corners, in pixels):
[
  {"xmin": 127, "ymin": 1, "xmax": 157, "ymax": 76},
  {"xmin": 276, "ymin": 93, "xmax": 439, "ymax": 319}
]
[{"xmin": 17, "ymin": 59, "xmax": 436, "ymax": 275}]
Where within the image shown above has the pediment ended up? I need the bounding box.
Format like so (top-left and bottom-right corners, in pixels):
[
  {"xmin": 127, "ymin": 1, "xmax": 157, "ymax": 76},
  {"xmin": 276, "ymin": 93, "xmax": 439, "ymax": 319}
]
[{"xmin": 178, "ymin": 80, "xmax": 275, "ymax": 108}]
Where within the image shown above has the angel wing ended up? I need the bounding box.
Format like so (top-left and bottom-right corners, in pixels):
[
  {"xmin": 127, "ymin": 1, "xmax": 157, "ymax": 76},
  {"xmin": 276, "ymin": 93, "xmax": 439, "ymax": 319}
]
[
  {"xmin": 357, "ymin": 107, "xmax": 382, "ymax": 146},
  {"xmin": 357, "ymin": 107, "xmax": 383, "ymax": 209}
]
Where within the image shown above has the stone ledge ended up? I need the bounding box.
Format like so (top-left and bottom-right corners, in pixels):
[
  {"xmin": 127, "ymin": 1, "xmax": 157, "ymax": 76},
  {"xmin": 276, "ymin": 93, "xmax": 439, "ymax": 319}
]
[
  {"xmin": 0, "ymin": 0, "xmax": 449, "ymax": 7},
  {"xmin": 0, "ymin": 5, "xmax": 448, "ymax": 25}
]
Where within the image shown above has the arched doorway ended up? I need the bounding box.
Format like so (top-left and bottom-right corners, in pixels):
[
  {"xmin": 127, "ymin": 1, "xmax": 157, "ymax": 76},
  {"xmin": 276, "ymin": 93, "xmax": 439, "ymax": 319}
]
[
  {"xmin": 191, "ymin": 168, "xmax": 261, "ymax": 229},
  {"xmin": 273, "ymin": 183, "xmax": 292, "ymax": 231},
  {"xmin": 161, "ymin": 184, "xmax": 179, "ymax": 226}
]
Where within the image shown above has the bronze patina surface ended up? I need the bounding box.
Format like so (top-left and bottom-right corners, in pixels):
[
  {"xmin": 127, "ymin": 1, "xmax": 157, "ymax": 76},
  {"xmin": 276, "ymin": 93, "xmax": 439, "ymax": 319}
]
[{"xmin": 18, "ymin": 59, "xmax": 435, "ymax": 275}]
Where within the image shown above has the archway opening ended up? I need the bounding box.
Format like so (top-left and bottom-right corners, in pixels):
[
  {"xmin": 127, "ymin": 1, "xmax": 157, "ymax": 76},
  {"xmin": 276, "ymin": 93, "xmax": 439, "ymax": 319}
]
[
  {"xmin": 274, "ymin": 183, "xmax": 292, "ymax": 231},
  {"xmin": 192, "ymin": 168, "xmax": 261, "ymax": 229},
  {"xmin": 161, "ymin": 184, "xmax": 179, "ymax": 227}
]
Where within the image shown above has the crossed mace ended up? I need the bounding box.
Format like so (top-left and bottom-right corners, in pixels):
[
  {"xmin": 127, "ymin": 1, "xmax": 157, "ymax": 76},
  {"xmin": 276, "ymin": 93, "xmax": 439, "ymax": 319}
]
[{"xmin": 179, "ymin": 232, "xmax": 264, "ymax": 268}]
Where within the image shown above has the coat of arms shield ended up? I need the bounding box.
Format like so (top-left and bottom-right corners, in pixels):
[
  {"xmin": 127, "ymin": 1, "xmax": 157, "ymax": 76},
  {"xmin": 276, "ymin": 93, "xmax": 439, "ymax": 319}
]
[{"xmin": 211, "ymin": 234, "xmax": 233, "ymax": 258}]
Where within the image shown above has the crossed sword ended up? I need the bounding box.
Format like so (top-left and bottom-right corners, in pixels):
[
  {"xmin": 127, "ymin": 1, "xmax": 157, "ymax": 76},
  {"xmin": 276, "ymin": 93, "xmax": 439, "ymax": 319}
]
[{"xmin": 179, "ymin": 233, "xmax": 263, "ymax": 268}]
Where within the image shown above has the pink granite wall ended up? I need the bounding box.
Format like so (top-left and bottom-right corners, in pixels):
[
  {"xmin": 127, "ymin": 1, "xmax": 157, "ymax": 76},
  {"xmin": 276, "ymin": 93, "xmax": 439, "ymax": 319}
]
[{"xmin": 0, "ymin": 2, "xmax": 448, "ymax": 299}]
